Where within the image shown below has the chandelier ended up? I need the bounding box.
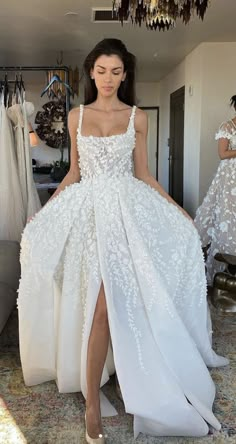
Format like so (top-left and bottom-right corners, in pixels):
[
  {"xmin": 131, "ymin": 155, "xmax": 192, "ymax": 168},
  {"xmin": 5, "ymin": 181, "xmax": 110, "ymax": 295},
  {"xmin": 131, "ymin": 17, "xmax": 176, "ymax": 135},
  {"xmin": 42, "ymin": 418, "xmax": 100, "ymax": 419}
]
[{"xmin": 113, "ymin": 1, "xmax": 210, "ymax": 31}]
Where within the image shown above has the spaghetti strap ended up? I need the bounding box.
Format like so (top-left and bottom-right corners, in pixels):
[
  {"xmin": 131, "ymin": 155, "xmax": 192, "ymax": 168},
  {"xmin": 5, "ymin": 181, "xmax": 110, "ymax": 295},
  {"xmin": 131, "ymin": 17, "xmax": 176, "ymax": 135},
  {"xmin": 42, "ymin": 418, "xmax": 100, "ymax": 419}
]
[
  {"xmin": 131, "ymin": 105, "xmax": 137, "ymax": 120},
  {"xmin": 78, "ymin": 104, "xmax": 84, "ymax": 134},
  {"xmin": 127, "ymin": 105, "xmax": 137, "ymax": 132}
]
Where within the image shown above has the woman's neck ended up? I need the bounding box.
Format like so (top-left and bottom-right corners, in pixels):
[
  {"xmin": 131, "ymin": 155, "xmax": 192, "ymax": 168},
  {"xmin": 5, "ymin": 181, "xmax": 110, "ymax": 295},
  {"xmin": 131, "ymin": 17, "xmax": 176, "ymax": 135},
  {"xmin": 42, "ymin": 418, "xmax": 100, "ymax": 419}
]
[{"xmin": 92, "ymin": 94, "xmax": 123, "ymax": 112}]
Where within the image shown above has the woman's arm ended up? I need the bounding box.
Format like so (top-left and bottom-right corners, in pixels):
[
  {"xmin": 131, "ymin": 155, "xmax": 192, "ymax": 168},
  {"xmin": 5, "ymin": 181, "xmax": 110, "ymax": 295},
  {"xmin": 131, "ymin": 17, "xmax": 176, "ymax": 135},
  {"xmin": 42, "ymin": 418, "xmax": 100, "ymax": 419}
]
[
  {"xmin": 218, "ymin": 138, "xmax": 236, "ymax": 159},
  {"xmin": 133, "ymin": 108, "xmax": 193, "ymax": 222},
  {"xmin": 47, "ymin": 107, "xmax": 81, "ymax": 202}
]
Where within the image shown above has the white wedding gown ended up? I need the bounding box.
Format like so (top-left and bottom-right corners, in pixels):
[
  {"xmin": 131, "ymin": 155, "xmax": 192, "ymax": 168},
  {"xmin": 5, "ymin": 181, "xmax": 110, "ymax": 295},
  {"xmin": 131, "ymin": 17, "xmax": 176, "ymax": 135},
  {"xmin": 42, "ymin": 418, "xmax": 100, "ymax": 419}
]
[
  {"xmin": 8, "ymin": 103, "xmax": 28, "ymax": 219},
  {"xmin": 195, "ymin": 120, "xmax": 236, "ymax": 284},
  {"xmin": 21, "ymin": 98, "xmax": 42, "ymax": 219},
  {"xmin": 18, "ymin": 105, "xmax": 228, "ymax": 439},
  {"xmin": 0, "ymin": 96, "xmax": 25, "ymax": 241},
  {"xmin": 7, "ymin": 98, "xmax": 41, "ymax": 224}
]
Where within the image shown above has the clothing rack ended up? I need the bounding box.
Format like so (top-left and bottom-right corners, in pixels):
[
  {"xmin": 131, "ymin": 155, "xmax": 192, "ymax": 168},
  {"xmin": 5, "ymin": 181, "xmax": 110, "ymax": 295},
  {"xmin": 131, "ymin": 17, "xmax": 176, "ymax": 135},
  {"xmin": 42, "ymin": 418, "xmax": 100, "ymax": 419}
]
[{"xmin": 0, "ymin": 66, "xmax": 71, "ymax": 159}]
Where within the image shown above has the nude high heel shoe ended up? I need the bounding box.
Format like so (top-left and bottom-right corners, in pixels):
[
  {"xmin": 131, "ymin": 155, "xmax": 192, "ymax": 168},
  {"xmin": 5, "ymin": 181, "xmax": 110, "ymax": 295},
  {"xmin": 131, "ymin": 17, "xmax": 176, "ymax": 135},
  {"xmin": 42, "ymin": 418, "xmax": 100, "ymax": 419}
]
[{"xmin": 85, "ymin": 414, "xmax": 107, "ymax": 444}]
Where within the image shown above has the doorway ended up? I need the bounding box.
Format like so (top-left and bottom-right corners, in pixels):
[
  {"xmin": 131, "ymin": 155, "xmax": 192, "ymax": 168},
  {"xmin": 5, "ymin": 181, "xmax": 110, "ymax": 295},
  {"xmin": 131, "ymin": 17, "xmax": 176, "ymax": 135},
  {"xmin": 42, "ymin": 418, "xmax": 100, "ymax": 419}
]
[
  {"xmin": 169, "ymin": 86, "xmax": 185, "ymax": 206},
  {"xmin": 141, "ymin": 107, "xmax": 159, "ymax": 180}
]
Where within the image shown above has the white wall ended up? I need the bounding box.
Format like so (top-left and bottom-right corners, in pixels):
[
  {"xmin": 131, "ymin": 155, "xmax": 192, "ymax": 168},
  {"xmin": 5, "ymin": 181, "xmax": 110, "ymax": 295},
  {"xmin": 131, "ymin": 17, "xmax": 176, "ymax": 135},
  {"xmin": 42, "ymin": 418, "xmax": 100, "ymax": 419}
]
[
  {"xmin": 183, "ymin": 44, "xmax": 203, "ymax": 214},
  {"xmin": 158, "ymin": 60, "xmax": 185, "ymax": 191},
  {"xmin": 185, "ymin": 42, "xmax": 236, "ymax": 213},
  {"xmin": 158, "ymin": 42, "xmax": 236, "ymax": 216},
  {"xmin": 136, "ymin": 82, "xmax": 160, "ymax": 107},
  {"xmin": 199, "ymin": 43, "xmax": 236, "ymax": 202}
]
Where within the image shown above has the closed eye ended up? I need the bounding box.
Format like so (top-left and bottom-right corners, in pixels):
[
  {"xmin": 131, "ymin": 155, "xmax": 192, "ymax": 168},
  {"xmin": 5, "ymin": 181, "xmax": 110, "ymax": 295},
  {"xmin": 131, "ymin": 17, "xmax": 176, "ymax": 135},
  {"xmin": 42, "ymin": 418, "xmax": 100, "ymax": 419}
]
[{"xmin": 97, "ymin": 71, "xmax": 122, "ymax": 75}]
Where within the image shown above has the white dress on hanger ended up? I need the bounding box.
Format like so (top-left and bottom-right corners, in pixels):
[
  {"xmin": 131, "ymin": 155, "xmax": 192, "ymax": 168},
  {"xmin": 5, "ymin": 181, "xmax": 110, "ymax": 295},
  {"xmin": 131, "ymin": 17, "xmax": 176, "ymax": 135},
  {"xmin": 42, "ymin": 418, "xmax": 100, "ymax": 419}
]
[
  {"xmin": 0, "ymin": 95, "xmax": 25, "ymax": 241},
  {"xmin": 7, "ymin": 103, "xmax": 28, "ymax": 220},
  {"xmin": 195, "ymin": 120, "xmax": 236, "ymax": 285},
  {"xmin": 18, "ymin": 105, "xmax": 228, "ymax": 439},
  {"xmin": 21, "ymin": 96, "xmax": 41, "ymax": 219}
]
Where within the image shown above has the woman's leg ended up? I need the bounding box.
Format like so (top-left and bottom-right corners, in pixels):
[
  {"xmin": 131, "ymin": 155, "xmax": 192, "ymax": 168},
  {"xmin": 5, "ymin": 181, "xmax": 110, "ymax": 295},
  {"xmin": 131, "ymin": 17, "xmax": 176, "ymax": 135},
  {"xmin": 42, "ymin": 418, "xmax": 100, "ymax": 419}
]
[{"xmin": 86, "ymin": 282, "xmax": 110, "ymax": 438}]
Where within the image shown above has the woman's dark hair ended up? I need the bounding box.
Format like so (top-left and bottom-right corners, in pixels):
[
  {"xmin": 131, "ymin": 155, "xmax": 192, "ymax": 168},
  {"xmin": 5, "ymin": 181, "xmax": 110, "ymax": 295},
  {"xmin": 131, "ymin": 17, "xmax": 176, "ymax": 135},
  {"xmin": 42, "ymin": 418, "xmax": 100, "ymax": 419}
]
[
  {"xmin": 83, "ymin": 38, "xmax": 136, "ymax": 106},
  {"xmin": 230, "ymin": 95, "xmax": 236, "ymax": 111}
]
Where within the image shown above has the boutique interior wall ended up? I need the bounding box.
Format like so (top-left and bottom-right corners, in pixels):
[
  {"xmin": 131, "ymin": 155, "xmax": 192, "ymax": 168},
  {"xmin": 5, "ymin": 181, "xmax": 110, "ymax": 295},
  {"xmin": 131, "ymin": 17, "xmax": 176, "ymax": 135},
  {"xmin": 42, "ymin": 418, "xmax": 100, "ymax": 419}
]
[
  {"xmin": 158, "ymin": 41, "xmax": 236, "ymax": 217},
  {"xmin": 14, "ymin": 41, "xmax": 236, "ymax": 215},
  {"xmin": 24, "ymin": 75, "xmax": 159, "ymax": 166},
  {"xmin": 199, "ymin": 43, "xmax": 236, "ymax": 203},
  {"xmin": 24, "ymin": 72, "xmax": 67, "ymax": 166}
]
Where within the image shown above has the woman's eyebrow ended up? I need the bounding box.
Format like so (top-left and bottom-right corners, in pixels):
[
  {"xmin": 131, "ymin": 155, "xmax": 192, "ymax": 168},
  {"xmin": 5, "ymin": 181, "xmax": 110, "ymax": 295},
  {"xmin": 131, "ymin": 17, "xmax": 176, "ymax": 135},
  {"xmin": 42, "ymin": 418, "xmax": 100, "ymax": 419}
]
[{"xmin": 96, "ymin": 65, "xmax": 122, "ymax": 70}]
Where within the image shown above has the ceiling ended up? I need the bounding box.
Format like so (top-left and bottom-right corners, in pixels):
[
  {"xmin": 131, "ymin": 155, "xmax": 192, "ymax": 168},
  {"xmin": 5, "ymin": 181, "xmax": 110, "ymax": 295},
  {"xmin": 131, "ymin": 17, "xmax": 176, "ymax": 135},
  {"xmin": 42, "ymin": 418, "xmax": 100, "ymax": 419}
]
[{"xmin": 0, "ymin": 0, "xmax": 236, "ymax": 81}]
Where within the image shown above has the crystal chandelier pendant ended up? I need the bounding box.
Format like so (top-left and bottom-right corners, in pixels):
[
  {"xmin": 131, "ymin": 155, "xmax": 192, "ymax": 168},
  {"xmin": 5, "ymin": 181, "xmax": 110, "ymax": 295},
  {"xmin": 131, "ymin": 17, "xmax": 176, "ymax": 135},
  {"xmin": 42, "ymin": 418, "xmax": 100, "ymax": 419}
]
[{"xmin": 112, "ymin": 0, "xmax": 210, "ymax": 31}]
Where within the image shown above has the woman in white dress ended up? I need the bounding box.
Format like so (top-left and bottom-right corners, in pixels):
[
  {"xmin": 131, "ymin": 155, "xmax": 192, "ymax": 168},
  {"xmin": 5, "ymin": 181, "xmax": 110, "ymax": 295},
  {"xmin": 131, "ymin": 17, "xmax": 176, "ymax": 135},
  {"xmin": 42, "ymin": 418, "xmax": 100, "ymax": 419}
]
[
  {"xmin": 18, "ymin": 39, "xmax": 228, "ymax": 443},
  {"xmin": 195, "ymin": 95, "xmax": 236, "ymax": 285}
]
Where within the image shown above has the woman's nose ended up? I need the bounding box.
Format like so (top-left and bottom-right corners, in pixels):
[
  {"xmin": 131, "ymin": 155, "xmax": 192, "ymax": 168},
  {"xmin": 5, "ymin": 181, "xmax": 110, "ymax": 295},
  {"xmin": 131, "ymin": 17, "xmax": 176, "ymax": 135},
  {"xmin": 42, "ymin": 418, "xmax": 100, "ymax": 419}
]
[{"xmin": 104, "ymin": 72, "xmax": 112, "ymax": 82}]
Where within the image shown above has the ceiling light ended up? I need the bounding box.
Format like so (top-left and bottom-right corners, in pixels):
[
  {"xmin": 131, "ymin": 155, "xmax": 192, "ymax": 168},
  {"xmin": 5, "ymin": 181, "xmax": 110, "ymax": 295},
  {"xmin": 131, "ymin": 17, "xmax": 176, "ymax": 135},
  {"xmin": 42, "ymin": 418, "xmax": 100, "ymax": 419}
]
[{"xmin": 112, "ymin": 1, "xmax": 210, "ymax": 31}]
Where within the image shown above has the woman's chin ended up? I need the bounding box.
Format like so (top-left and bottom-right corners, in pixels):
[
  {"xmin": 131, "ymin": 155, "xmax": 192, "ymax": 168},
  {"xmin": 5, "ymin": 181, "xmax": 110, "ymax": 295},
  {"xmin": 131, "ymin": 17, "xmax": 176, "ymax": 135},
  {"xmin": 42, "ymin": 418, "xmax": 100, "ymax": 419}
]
[{"xmin": 100, "ymin": 88, "xmax": 115, "ymax": 97}]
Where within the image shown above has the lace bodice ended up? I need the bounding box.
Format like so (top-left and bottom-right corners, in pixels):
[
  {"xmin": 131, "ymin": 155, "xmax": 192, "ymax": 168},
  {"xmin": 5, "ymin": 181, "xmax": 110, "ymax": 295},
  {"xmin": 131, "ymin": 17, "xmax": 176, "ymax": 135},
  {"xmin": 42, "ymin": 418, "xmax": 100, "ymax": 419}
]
[
  {"xmin": 215, "ymin": 120, "xmax": 236, "ymax": 150},
  {"xmin": 77, "ymin": 104, "xmax": 136, "ymax": 180}
]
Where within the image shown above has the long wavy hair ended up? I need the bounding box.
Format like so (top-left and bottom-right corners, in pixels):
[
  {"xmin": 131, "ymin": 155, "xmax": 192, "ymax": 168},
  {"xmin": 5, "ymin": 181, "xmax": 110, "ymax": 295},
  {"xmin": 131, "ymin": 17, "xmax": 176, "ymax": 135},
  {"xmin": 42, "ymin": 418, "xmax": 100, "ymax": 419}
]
[
  {"xmin": 230, "ymin": 95, "xmax": 236, "ymax": 111},
  {"xmin": 83, "ymin": 38, "xmax": 136, "ymax": 106}
]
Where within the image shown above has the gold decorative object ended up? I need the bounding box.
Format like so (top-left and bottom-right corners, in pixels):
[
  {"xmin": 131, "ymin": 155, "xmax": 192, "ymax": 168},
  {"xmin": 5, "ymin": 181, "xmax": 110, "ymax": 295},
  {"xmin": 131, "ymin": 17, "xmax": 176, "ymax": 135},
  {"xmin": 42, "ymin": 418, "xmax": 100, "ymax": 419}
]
[{"xmin": 113, "ymin": 0, "xmax": 210, "ymax": 31}]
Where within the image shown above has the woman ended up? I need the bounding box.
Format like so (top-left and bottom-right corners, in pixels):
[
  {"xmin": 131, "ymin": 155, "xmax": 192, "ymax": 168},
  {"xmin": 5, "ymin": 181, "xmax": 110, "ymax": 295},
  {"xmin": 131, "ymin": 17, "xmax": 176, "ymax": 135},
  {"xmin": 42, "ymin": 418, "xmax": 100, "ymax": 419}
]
[
  {"xmin": 18, "ymin": 39, "xmax": 228, "ymax": 443},
  {"xmin": 195, "ymin": 96, "xmax": 236, "ymax": 285}
]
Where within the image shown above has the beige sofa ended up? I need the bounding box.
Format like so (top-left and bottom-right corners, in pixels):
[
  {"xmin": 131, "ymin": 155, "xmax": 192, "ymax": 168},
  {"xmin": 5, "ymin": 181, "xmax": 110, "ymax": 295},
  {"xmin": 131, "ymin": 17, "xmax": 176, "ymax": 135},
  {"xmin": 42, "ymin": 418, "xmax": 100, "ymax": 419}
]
[{"xmin": 0, "ymin": 241, "xmax": 20, "ymax": 333}]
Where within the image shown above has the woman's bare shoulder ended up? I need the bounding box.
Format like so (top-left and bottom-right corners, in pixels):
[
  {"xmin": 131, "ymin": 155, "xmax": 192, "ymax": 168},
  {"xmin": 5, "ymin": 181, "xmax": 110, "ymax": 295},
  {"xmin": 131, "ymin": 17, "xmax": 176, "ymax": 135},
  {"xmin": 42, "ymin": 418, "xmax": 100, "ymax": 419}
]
[
  {"xmin": 134, "ymin": 107, "xmax": 148, "ymax": 132},
  {"xmin": 68, "ymin": 106, "xmax": 81, "ymax": 127},
  {"xmin": 135, "ymin": 107, "xmax": 147, "ymax": 118}
]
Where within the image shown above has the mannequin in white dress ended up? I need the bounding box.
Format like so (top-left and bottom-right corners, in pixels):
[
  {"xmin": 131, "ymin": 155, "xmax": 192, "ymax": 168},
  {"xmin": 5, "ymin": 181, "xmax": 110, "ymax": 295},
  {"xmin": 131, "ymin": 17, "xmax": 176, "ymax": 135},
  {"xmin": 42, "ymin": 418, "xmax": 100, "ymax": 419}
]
[{"xmin": 18, "ymin": 39, "xmax": 228, "ymax": 444}]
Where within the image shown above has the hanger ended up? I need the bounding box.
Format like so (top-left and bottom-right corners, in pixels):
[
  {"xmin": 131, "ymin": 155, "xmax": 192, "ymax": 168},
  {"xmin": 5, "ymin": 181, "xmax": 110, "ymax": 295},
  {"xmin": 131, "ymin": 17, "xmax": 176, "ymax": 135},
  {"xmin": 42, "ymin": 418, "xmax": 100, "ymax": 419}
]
[
  {"xmin": 14, "ymin": 74, "xmax": 20, "ymax": 94},
  {"xmin": 19, "ymin": 73, "xmax": 25, "ymax": 92},
  {"xmin": 41, "ymin": 74, "xmax": 73, "ymax": 98},
  {"xmin": 3, "ymin": 73, "xmax": 9, "ymax": 107}
]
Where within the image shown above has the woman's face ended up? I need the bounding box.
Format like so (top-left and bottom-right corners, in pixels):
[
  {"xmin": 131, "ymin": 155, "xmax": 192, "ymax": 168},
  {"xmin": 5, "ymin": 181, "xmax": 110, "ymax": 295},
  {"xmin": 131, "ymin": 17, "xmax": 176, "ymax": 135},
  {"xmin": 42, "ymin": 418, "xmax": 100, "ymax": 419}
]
[{"xmin": 91, "ymin": 54, "xmax": 126, "ymax": 97}]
